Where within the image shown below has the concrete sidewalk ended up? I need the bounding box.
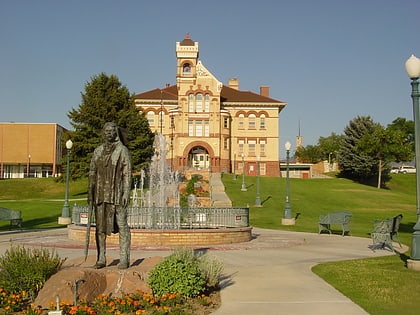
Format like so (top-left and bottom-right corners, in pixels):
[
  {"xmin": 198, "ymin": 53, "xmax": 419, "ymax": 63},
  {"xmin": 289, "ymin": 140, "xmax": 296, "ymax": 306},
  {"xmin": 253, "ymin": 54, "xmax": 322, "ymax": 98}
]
[{"xmin": 0, "ymin": 227, "xmax": 404, "ymax": 315}]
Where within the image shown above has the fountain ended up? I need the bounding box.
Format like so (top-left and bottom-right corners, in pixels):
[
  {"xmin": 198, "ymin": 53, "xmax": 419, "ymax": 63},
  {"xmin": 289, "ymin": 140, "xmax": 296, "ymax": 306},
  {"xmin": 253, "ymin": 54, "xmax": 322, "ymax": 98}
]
[
  {"xmin": 69, "ymin": 133, "xmax": 252, "ymax": 247},
  {"xmin": 145, "ymin": 133, "xmax": 180, "ymax": 208}
]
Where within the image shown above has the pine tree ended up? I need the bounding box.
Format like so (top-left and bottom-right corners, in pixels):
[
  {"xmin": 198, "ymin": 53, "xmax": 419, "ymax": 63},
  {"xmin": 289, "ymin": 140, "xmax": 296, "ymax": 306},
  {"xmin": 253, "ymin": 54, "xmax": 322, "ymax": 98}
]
[
  {"xmin": 337, "ymin": 116, "xmax": 378, "ymax": 183},
  {"xmin": 67, "ymin": 73, "xmax": 154, "ymax": 178}
]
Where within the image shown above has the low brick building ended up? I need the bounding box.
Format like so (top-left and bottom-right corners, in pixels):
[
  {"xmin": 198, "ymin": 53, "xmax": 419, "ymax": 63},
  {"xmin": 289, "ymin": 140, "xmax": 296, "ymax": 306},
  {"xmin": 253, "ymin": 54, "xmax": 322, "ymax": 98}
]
[{"xmin": 0, "ymin": 122, "xmax": 67, "ymax": 178}]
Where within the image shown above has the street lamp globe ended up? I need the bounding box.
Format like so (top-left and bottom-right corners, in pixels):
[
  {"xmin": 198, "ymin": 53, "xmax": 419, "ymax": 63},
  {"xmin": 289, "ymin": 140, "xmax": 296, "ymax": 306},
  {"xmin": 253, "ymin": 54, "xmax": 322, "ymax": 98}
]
[
  {"xmin": 66, "ymin": 139, "xmax": 73, "ymax": 150},
  {"xmin": 405, "ymin": 54, "xmax": 420, "ymax": 79}
]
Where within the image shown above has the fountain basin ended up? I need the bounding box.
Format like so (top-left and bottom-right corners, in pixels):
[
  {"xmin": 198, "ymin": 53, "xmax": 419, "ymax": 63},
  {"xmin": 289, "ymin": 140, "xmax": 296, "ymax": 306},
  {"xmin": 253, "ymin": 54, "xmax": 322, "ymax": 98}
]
[{"xmin": 68, "ymin": 224, "xmax": 253, "ymax": 247}]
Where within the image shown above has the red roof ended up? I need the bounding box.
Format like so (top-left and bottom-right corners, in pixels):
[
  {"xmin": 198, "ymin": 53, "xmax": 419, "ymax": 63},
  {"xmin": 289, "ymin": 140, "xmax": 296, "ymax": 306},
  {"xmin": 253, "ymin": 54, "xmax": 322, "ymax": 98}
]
[
  {"xmin": 180, "ymin": 33, "xmax": 195, "ymax": 46},
  {"xmin": 135, "ymin": 84, "xmax": 284, "ymax": 104}
]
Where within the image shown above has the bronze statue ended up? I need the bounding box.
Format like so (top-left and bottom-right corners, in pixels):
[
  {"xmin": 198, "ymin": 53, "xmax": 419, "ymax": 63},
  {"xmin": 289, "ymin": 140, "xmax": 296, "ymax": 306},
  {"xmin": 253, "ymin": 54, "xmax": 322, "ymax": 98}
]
[{"xmin": 88, "ymin": 122, "xmax": 132, "ymax": 269}]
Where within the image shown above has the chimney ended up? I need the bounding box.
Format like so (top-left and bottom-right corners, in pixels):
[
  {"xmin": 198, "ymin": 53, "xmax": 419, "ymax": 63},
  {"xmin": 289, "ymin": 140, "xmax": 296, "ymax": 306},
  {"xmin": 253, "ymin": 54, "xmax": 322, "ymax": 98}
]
[
  {"xmin": 260, "ymin": 86, "xmax": 270, "ymax": 97},
  {"xmin": 228, "ymin": 78, "xmax": 239, "ymax": 90}
]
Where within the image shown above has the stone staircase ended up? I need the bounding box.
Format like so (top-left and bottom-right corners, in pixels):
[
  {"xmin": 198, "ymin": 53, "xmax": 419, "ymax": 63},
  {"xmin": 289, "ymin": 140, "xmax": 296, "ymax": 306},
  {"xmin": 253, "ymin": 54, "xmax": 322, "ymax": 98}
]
[{"xmin": 210, "ymin": 173, "xmax": 233, "ymax": 207}]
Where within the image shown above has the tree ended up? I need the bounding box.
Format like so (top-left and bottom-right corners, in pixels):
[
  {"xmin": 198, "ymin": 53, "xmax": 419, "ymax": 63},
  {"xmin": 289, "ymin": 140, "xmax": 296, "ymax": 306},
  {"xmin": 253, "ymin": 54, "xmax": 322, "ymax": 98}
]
[
  {"xmin": 337, "ymin": 116, "xmax": 378, "ymax": 184},
  {"xmin": 357, "ymin": 125, "xmax": 410, "ymax": 188},
  {"xmin": 318, "ymin": 132, "xmax": 344, "ymax": 163},
  {"xmin": 355, "ymin": 117, "xmax": 414, "ymax": 188},
  {"xmin": 295, "ymin": 145, "xmax": 323, "ymax": 163},
  {"xmin": 294, "ymin": 133, "xmax": 344, "ymax": 164},
  {"xmin": 387, "ymin": 117, "xmax": 415, "ymax": 158},
  {"xmin": 67, "ymin": 73, "xmax": 154, "ymax": 178}
]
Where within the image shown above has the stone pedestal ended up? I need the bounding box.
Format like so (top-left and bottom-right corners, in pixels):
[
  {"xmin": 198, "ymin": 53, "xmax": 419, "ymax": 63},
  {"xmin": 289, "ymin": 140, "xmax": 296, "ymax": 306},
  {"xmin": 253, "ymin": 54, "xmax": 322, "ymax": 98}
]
[
  {"xmin": 58, "ymin": 217, "xmax": 72, "ymax": 225},
  {"xmin": 407, "ymin": 259, "xmax": 420, "ymax": 271},
  {"xmin": 282, "ymin": 218, "xmax": 296, "ymax": 226}
]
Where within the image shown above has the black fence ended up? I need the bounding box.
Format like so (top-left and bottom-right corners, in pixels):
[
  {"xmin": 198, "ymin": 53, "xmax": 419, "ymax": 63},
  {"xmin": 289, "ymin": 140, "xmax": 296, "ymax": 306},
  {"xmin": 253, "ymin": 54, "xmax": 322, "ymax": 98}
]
[{"xmin": 72, "ymin": 205, "xmax": 249, "ymax": 230}]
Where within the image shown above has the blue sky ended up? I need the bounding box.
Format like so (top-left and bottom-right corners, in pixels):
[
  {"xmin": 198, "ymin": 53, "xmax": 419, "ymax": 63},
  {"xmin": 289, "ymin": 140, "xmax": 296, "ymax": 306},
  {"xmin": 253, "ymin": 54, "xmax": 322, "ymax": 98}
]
[{"xmin": 1, "ymin": 0, "xmax": 420, "ymax": 152}]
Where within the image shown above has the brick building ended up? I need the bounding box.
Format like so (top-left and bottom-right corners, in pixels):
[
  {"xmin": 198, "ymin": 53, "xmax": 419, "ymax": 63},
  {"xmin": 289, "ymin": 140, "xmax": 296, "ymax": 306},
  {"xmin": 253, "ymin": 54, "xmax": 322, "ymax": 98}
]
[
  {"xmin": 0, "ymin": 123, "xmax": 67, "ymax": 178},
  {"xmin": 134, "ymin": 35, "xmax": 287, "ymax": 176}
]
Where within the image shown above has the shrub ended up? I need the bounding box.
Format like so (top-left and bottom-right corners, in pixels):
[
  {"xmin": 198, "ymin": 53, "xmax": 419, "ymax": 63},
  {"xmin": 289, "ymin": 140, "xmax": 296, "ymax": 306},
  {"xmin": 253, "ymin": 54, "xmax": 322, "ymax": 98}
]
[
  {"xmin": 199, "ymin": 255, "xmax": 224, "ymax": 289},
  {"xmin": 148, "ymin": 248, "xmax": 223, "ymax": 298},
  {"xmin": 0, "ymin": 245, "xmax": 64, "ymax": 300}
]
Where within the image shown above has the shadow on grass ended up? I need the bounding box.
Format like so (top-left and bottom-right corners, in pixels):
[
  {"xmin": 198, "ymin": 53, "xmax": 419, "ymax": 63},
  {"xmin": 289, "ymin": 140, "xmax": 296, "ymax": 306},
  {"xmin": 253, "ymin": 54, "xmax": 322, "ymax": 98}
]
[
  {"xmin": 0, "ymin": 214, "xmax": 63, "ymax": 232},
  {"xmin": 261, "ymin": 196, "xmax": 272, "ymax": 205},
  {"xmin": 399, "ymin": 252, "xmax": 411, "ymax": 266}
]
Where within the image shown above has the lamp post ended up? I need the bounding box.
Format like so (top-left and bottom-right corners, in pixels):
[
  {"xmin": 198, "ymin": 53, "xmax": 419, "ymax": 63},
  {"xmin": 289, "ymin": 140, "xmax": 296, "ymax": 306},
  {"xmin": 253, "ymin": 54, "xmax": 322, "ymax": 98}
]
[
  {"xmin": 241, "ymin": 153, "xmax": 247, "ymax": 191},
  {"xmin": 232, "ymin": 152, "xmax": 237, "ymax": 180},
  {"xmin": 405, "ymin": 54, "xmax": 420, "ymax": 264},
  {"xmin": 255, "ymin": 156, "xmax": 261, "ymax": 206},
  {"xmin": 58, "ymin": 139, "xmax": 73, "ymax": 225},
  {"xmin": 282, "ymin": 141, "xmax": 295, "ymax": 225},
  {"xmin": 26, "ymin": 154, "xmax": 31, "ymax": 177}
]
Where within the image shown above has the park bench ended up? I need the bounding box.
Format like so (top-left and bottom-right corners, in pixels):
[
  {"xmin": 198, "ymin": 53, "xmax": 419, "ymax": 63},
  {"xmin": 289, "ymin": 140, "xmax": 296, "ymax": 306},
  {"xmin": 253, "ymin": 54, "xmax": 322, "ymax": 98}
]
[
  {"xmin": 0, "ymin": 207, "xmax": 22, "ymax": 228},
  {"xmin": 318, "ymin": 211, "xmax": 352, "ymax": 236},
  {"xmin": 370, "ymin": 214, "xmax": 403, "ymax": 252}
]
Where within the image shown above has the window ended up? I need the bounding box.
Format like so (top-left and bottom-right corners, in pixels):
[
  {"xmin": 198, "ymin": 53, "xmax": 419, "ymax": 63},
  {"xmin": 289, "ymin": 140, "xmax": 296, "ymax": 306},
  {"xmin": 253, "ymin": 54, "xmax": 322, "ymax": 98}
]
[
  {"xmin": 195, "ymin": 93, "xmax": 203, "ymax": 112},
  {"xmin": 248, "ymin": 140, "xmax": 256, "ymax": 156},
  {"xmin": 196, "ymin": 120, "xmax": 203, "ymax": 136},
  {"xmin": 224, "ymin": 138, "xmax": 229, "ymax": 150},
  {"xmin": 147, "ymin": 111, "xmax": 155, "ymax": 126},
  {"xmin": 224, "ymin": 117, "xmax": 229, "ymax": 128},
  {"xmin": 260, "ymin": 140, "xmax": 266, "ymax": 156},
  {"xmin": 238, "ymin": 114, "xmax": 244, "ymax": 129},
  {"xmin": 204, "ymin": 94, "xmax": 210, "ymax": 112},
  {"xmin": 259, "ymin": 114, "xmax": 266, "ymax": 129},
  {"xmin": 248, "ymin": 114, "xmax": 256, "ymax": 129},
  {"xmin": 188, "ymin": 120, "xmax": 209, "ymax": 136},
  {"xmin": 260, "ymin": 162, "xmax": 266, "ymax": 176},
  {"xmin": 188, "ymin": 94, "xmax": 194, "ymax": 112},
  {"xmin": 204, "ymin": 120, "xmax": 209, "ymax": 136},
  {"xmin": 158, "ymin": 111, "xmax": 164, "ymax": 128},
  {"xmin": 188, "ymin": 120, "xmax": 193, "ymax": 136},
  {"xmin": 183, "ymin": 63, "xmax": 191, "ymax": 74},
  {"xmin": 238, "ymin": 139, "xmax": 244, "ymax": 154}
]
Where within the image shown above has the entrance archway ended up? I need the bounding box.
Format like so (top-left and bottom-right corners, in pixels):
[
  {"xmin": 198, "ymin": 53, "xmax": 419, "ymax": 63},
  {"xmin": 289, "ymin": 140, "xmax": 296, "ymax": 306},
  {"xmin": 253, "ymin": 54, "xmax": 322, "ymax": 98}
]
[{"xmin": 189, "ymin": 146, "xmax": 209, "ymax": 169}]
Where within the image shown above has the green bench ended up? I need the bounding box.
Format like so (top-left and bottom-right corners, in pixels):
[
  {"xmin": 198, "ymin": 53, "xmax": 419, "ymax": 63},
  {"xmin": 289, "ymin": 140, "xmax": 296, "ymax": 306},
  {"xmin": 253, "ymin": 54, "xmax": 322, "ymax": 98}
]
[
  {"xmin": 370, "ymin": 214, "xmax": 403, "ymax": 252},
  {"xmin": 318, "ymin": 211, "xmax": 352, "ymax": 236},
  {"xmin": 0, "ymin": 207, "xmax": 22, "ymax": 228}
]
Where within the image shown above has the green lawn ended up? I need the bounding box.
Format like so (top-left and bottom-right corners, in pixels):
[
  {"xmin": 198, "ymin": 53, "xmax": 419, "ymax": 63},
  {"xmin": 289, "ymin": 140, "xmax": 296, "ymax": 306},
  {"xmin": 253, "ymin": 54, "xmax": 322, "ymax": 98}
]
[
  {"xmin": 222, "ymin": 173, "xmax": 420, "ymax": 315},
  {"xmin": 0, "ymin": 174, "xmax": 419, "ymax": 314}
]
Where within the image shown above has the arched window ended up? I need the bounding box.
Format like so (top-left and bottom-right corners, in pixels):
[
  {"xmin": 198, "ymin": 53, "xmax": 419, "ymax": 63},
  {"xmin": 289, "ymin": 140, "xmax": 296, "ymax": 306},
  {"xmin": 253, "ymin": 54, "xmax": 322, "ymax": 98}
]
[
  {"xmin": 248, "ymin": 114, "xmax": 256, "ymax": 129},
  {"xmin": 238, "ymin": 114, "xmax": 245, "ymax": 129},
  {"xmin": 188, "ymin": 94, "xmax": 194, "ymax": 112},
  {"xmin": 195, "ymin": 93, "xmax": 203, "ymax": 112},
  {"xmin": 183, "ymin": 63, "xmax": 191, "ymax": 74},
  {"xmin": 259, "ymin": 114, "xmax": 266, "ymax": 129},
  {"xmin": 147, "ymin": 111, "xmax": 155, "ymax": 126},
  {"xmin": 204, "ymin": 94, "xmax": 210, "ymax": 112}
]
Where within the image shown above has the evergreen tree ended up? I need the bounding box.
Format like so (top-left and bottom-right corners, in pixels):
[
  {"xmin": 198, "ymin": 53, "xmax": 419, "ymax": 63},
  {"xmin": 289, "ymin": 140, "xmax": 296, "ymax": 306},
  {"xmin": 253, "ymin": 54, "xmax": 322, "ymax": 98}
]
[
  {"xmin": 67, "ymin": 73, "xmax": 154, "ymax": 178},
  {"xmin": 337, "ymin": 116, "xmax": 378, "ymax": 183}
]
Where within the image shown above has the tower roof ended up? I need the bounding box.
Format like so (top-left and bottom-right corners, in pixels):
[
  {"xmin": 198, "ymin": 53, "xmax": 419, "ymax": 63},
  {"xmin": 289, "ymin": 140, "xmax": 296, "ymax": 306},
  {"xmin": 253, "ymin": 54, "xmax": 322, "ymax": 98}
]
[{"xmin": 179, "ymin": 33, "xmax": 195, "ymax": 46}]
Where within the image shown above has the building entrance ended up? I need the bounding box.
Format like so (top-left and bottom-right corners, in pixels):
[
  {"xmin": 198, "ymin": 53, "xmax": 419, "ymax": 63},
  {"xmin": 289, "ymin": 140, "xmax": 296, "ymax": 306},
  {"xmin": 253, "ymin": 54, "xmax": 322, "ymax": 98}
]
[{"xmin": 189, "ymin": 146, "xmax": 209, "ymax": 170}]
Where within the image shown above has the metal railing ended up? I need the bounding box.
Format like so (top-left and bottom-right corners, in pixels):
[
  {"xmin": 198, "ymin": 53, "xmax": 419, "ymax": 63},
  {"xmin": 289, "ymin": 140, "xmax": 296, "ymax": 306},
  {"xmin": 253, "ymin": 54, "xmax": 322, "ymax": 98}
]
[{"xmin": 72, "ymin": 205, "xmax": 249, "ymax": 230}]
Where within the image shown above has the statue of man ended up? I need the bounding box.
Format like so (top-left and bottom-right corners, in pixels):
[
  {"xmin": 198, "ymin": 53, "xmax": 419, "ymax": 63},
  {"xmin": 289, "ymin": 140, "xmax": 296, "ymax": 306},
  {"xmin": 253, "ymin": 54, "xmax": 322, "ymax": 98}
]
[{"xmin": 88, "ymin": 122, "xmax": 132, "ymax": 269}]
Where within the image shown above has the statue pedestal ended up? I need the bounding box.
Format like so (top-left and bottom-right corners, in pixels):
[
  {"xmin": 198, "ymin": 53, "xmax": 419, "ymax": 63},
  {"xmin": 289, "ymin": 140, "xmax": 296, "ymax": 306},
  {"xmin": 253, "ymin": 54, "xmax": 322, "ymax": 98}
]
[
  {"xmin": 407, "ymin": 259, "xmax": 420, "ymax": 271},
  {"xmin": 58, "ymin": 217, "xmax": 72, "ymax": 225},
  {"xmin": 281, "ymin": 218, "xmax": 296, "ymax": 226}
]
